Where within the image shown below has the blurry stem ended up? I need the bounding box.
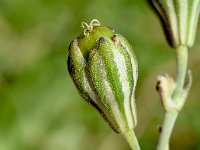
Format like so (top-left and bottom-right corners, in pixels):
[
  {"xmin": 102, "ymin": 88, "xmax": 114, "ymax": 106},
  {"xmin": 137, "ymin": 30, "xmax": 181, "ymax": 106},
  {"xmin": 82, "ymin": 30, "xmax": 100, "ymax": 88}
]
[
  {"xmin": 173, "ymin": 46, "xmax": 188, "ymax": 100},
  {"xmin": 122, "ymin": 129, "xmax": 140, "ymax": 150},
  {"xmin": 157, "ymin": 46, "xmax": 188, "ymax": 150},
  {"xmin": 157, "ymin": 112, "xmax": 178, "ymax": 150}
]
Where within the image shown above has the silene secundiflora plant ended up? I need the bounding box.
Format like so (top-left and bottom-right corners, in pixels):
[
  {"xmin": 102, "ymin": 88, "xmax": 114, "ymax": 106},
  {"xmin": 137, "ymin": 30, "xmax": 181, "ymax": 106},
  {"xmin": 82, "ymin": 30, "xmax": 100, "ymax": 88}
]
[{"xmin": 67, "ymin": 19, "xmax": 140, "ymax": 150}]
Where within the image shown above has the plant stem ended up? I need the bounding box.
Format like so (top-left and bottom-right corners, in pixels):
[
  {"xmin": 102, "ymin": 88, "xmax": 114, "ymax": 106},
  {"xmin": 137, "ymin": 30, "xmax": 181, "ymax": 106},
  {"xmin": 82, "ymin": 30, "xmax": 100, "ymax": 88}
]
[
  {"xmin": 122, "ymin": 129, "xmax": 140, "ymax": 150},
  {"xmin": 157, "ymin": 46, "xmax": 188, "ymax": 150},
  {"xmin": 157, "ymin": 112, "xmax": 178, "ymax": 150},
  {"xmin": 173, "ymin": 46, "xmax": 188, "ymax": 100}
]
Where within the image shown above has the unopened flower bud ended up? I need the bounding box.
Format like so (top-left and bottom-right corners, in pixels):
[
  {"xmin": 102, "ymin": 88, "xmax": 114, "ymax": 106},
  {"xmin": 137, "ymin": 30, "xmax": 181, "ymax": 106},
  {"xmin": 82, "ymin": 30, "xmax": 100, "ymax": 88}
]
[
  {"xmin": 149, "ymin": 0, "xmax": 200, "ymax": 48},
  {"xmin": 67, "ymin": 19, "xmax": 138, "ymax": 133}
]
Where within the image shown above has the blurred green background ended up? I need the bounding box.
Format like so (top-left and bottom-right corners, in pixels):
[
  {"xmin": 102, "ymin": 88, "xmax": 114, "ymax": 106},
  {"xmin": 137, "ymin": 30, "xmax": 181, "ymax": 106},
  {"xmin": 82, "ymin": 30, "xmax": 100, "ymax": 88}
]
[{"xmin": 1, "ymin": 0, "xmax": 200, "ymax": 149}]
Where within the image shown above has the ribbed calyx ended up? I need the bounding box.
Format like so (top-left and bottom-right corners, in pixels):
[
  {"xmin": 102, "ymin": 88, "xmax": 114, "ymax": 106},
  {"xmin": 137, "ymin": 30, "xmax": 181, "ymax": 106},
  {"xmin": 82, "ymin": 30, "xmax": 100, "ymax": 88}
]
[
  {"xmin": 67, "ymin": 20, "xmax": 138, "ymax": 133},
  {"xmin": 150, "ymin": 0, "xmax": 200, "ymax": 48}
]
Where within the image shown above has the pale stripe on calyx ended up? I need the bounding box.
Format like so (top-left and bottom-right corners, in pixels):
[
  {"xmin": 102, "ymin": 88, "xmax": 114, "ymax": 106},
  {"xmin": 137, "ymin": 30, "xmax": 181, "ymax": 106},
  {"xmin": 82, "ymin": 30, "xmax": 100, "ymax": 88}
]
[
  {"xmin": 178, "ymin": 0, "xmax": 188, "ymax": 44},
  {"xmin": 68, "ymin": 39, "xmax": 120, "ymax": 132},
  {"xmin": 68, "ymin": 39, "xmax": 98, "ymax": 104},
  {"xmin": 88, "ymin": 37, "xmax": 136, "ymax": 132},
  {"xmin": 113, "ymin": 34, "xmax": 138, "ymax": 126},
  {"xmin": 88, "ymin": 46, "xmax": 126, "ymax": 132},
  {"xmin": 113, "ymin": 42, "xmax": 134, "ymax": 129},
  {"xmin": 188, "ymin": 0, "xmax": 200, "ymax": 45}
]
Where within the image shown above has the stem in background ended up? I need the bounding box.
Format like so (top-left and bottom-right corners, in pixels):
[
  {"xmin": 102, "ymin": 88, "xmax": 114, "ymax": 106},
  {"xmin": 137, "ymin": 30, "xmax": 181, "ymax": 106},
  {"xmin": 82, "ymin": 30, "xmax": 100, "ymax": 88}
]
[
  {"xmin": 157, "ymin": 46, "xmax": 188, "ymax": 150},
  {"xmin": 122, "ymin": 130, "xmax": 140, "ymax": 150},
  {"xmin": 157, "ymin": 112, "xmax": 178, "ymax": 150},
  {"xmin": 173, "ymin": 46, "xmax": 188, "ymax": 100}
]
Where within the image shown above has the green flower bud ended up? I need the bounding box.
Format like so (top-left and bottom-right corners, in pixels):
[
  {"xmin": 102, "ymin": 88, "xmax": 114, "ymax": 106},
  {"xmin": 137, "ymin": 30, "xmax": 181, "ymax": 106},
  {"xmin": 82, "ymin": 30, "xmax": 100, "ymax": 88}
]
[
  {"xmin": 67, "ymin": 20, "xmax": 138, "ymax": 133},
  {"xmin": 149, "ymin": 0, "xmax": 200, "ymax": 48}
]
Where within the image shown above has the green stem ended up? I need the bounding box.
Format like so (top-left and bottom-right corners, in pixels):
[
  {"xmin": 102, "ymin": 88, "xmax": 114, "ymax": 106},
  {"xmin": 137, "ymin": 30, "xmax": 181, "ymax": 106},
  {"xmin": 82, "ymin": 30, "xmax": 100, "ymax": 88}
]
[
  {"xmin": 173, "ymin": 46, "xmax": 188, "ymax": 100},
  {"xmin": 157, "ymin": 112, "xmax": 178, "ymax": 150},
  {"xmin": 157, "ymin": 46, "xmax": 188, "ymax": 150},
  {"xmin": 122, "ymin": 130, "xmax": 140, "ymax": 150}
]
